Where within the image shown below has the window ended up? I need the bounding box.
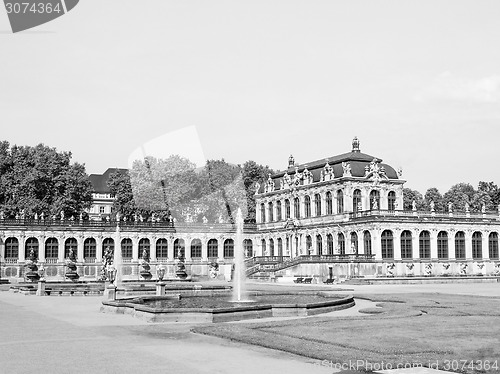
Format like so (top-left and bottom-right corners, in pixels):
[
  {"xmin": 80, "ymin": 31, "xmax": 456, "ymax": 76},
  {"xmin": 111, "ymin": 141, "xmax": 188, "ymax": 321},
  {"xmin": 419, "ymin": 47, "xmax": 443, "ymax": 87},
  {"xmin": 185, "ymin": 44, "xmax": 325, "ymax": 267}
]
[
  {"xmin": 244, "ymin": 239, "xmax": 253, "ymax": 257},
  {"xmin": 268, "ymin": 239, "xmax": 274, "ymax": 256},
  {"xmin": 419, "ymin": 231, "xmax": 430, "ymax": 259},
  {"xmin": 276, "ymin": 201, "xmax": 282, "ymax": 221},
  {"xmin": 208, "ymin": 239, "xmax": 218, "ymax": 258},
  {"xmin": 268, "ymin": 202, "xmax": 274, "ymax": 222},
  {"xmin": 315, "ymin": 194, "xmax": 321, "ymax": 216},
  {"xmin": 306, "ymin": 235, "xmax": 312, "ymax": 254},
  {"xmin": 353, "ymin": 189, "xmax": 362, "ymax": 212},
  {"xmin": 294, "ymin": 197, "xmax": 300, "ymax": 218},
  {"xmin": 472, "ymin": 232, "xmax": 482, "ymax": 259},
  {"xmin": 174, "ymin": 239, "xmax": 185, "ymax": 258},
  {"xmin": 102, "ymin": 238, "xmax": 114, "ymax": 257},
  {"xmin": 304, "ymin": 196, "xmax": 311, "ymax": 218},
  {"xmin": 139, "ymin": 238, "xmax": 150, "ymax": 258},
  {"xmin": 336, "ymin": 190, "xmax": 344, "ymax": 213},
  {"xmin": 191, "ymin": 239, "xmax": 202, "ymax": 258},
  {"xmin": 121, "ymin": 238, "xmax": 133, "ymax": 259},
  {"xmin": 99, "ymin": 206, "xmax": 105, "ymax": 214},
  {"xmin": 5, "ymin": 237, "xmax": 18, "ymax": 259},
  {"xmin": 224, "ymin": 239, "xmax": 234, "ymax": 258},
  {"xmin": 260, "ymin": 203, "xmax": 265, "ymax": 223},
  {"xmin": 45, "ymin": 237, "xmax": 59, "ymax": 259},
  {"xmin": 326, "ymin": 234, "xmax": 334, "ymax": 255},
  {"xmin": 316, "ymin": 235, "xmax": 323, "ymax": 255},
  {"xmin": 388, "ymin": 191, "xmax": 396, "ymax": 211},
  {"xmin": 437, "ymin": 232, "xmax": 448, "ymax": 259},
  {"xmin": 364, "ymin": 231, "xmax": 372, "ymax": 256},
  {"xmin": 25, "ymin": 237, "xmax": 39, "ymax": 259},
  {"xmin": 277, "ymin": 238, "xmax": 283, "ymax": 256},
  {"xmin": 285, "ymin": 199, "xmax": 290, "ymax": 219},
  {"xmin": 84, "ymin": 238, "xmax": 96, "ymax": 260},
  {"xmin": 455, "ymin": 232, "xmax": 465, "ymax": 259},
  {"xmin": 338, "ymin": 233, "xmax": 345, "ymax": 255},
  {"xmin": 261, "ymin": 239, "xmax": 266, "ymax": 257},
  {"xmin": 156, "ymin": 238, "xmax": 168, "ymax": 259},
  {"xmin": 489, "ymin": 232, "xmax": 499, "ymax": 259},
  {"xmin": 65, "ymin": 238, "xmax": 77, "ymax": 258},
  {"xmin": 381, "ymin": 230, "xmax": 394, "ymax": 259},
  {"xmin": 400, "ymin": 231, "xmax": 412, "ymax": 259},
  {"xmin": 326, "ymin": 192, "xmax": 333, "ymax": 214},
  {"xmin": 350, "ymin": 232, "xmax": 358, "ymax": 254},
  {"xmin": 370, "ymin": 190, "xmax": 380, "ymax": 210}
]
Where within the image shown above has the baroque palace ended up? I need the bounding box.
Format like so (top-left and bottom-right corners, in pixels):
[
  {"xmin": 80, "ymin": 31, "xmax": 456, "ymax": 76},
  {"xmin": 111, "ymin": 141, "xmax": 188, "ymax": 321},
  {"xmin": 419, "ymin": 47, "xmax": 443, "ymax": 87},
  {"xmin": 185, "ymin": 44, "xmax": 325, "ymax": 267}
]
[{"xmin": 1, "ymin": 138, "xmax": 499, "ymax": 282}]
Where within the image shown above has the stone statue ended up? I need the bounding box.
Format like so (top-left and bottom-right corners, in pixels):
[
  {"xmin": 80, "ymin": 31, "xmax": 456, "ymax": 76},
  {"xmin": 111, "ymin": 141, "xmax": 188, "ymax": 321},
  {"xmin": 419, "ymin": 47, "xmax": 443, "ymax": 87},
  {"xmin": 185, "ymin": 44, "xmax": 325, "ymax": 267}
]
[
  {"xmin": 482, "ymin": 204, "xmax": 486, "ymax": 214},
  {"xmin": 448, "ymin": 202, "xmax": 453, "ymax": 212},
  {"xmin": 342, "ymin": 162, "xmax": 352, "ymax": 177},
  {"xmin": 465, "ymin": 202, "xmax": 470, "ymax": 213},
  {"xmin": 40, "ymin": 212, "xmax": 44, "ymax": 220},
  {"xmin": 60, "ymin": 211, "xmax": 64, "ymax": 220},
  {"xmin": 412, "ymin": 200, "xmax": 417, "ymax": 211},
  {"xmin": 0, "ymin": 211, "xmax": 4, "ymax": 220},
  {"xmin": 372, "ymin": 199, "xmax": 378, "ymax": 210},
  {"xmin": 430, "ymin": 201, "xmax": 435, "ymax": 212},
  {"xmin": 254, "ymin": 182, "xmax": 260, "ymax": 195},
  {"xmin": 324, "ymin": 162, "xmax": 334, "ymax": 180},
  {"xmin": 34, "ymin": 213, "xmax": 38, "ymax": 220}
]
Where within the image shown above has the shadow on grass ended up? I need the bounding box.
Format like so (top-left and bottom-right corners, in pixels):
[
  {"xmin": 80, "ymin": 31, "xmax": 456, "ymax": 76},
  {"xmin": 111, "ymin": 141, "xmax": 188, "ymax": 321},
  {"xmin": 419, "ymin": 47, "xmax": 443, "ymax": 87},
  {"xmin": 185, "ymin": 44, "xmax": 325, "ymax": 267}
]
[{"xmin": 192, "ymin": 293, "xmax": 500, "ymax": 374}]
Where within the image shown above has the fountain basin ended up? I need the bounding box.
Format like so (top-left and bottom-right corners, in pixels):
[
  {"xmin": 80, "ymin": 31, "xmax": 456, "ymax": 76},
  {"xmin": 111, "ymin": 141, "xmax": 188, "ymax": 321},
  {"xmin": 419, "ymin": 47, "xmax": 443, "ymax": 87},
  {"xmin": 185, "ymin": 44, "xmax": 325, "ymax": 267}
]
[{"xmin": 100, "ymin": 292, "xmax": 355, "ymax": 323}]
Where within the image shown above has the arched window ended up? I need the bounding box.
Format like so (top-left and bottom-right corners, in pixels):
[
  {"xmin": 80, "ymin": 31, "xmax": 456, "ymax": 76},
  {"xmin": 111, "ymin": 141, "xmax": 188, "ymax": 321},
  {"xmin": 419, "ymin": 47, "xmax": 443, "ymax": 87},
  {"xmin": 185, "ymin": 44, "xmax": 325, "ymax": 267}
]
[
  {"xmin": 224, "ymin": 239, "xmax": 234, "ymax": 258},
  {"xmin": 268, "ymin": 238, "xmax": 274, "ymax": 257},
  {"xmin": 45, "ymin": 237, "xmax": 58, "ymax": 259},
  {"xmin": 138, "ymin": 238, "xmax": 150, "ymax": 258},
  {"xmin": 338, "ymin": 233, "xmax": 345, "ymax": 255},
  {"xmin": 489, "ymin": 232, "xmax": 499, "ymax": 260},
  {"xmin": 326, "ymin": 192, "xmax": 333, "ymax": 215},
  {"xmin": 25, "ymin": 237, "xmax": 39, "ymax": 259},
  {"xmin": 268, "ymin": 202, "xmax": 274, "ymax": 222},
  {"xmin": 326, "ymin": 234, "xmax": 334, "ymax": 255},
  {"xmin": 261, "ymin": 239, "xmax": 266, "ymax": 256},
  {"xmin": 285, "ymin": 199, "xmax": 291, "ymax": 219},
  {"xmin": 315, "ymin": 194, "xmax": 322, "ymax": 216},
  {"xmin": 156, "ymin": 238, "xmax": 168, "ymax": 259},
  {"xmin": 472, "ymin": 232, "xmax": 482, "ymax": 260},
  {"xmin": 437, "ymin": 231, "xmax": 448, "ymax": 259},
  {"xmin": 381, "ymin": 230, "xmax": 394, "ymax": 259},
  {"xmin": 244, "ymin": 239, "xmax": 253, "ymax": 257},
  {"xmin": 294, "ymin": 197, "xmax": 300, "ymax": 218},
  {"xmin": 388, "ymin": 191, "xmax": 396, "ymax": 211},
  {"xmin": 65, "ymin": 238, "xmax": 77, "ymax": 258},
  {"xmin": 419, "ymin": 231, "xmax": 430, "ymax": 259},
  {"xmin": 316, "ymin": 234, "xmax": 323, "ymax": 255},
  {"xmin": 364, "ymin": 231, "xmax": 372, "ymax": 256},
  {"xmin": 304, "ymin": 196, "xmax": 311, "ymax": 218},
  {"xmin": 353, "ymin": 189, "xmax": 362, "ymax": 212},
  {"xmin": 400, "ymin": 230, "xmax": 412, "ymax": 259},
  {"xmin": 455, "ymin": 232, "xmax": 465, "ymax": 259},
  {"xmin": 260, "ymin": 203, "xmax": 265, "ymax": 223},
  {"xmin": 370, "ymin": 190, "xmax": 380, "ymax": 210},
  {"xmin": 5, "ymin": 237, "xmax": 19, "ymax": 259},
  {"xmin": 190, "ymin": 238, "xmax": 202, "ymax": 259},
  {"xmin": 350, "ymin": 232, "xmax": 358, "ymax": 254},
  {"xmin": 121, "ymin": 238, "xmax": 133, "ymax": 259},
  {"xmin": 84, "ymin": 238, "xmax": 96, "ymax": 261},
  {"xmin": 208, "ymin": 239, "xmax": 218, "ymax": 258},
  {"xmin": 306, "ymin": 235, "xmax": 312, "ymax": 255},
  {"xmin": 336, "ymin": 190, "xmax": 344, "ymax": 213},
  {"xmin": 174, "ymin": 238, "xmax": 185, "ymax": 259},
  {"xmin": 277, "ymin": 238, "xmax": 283, "ymax": 256},
  {"xmin": 276, "ymin": 201, "xmax": 282, "ymax": 221},
  {"xmin": 102, "ymin": 238, "xmax": 114, "ymax": 259}
]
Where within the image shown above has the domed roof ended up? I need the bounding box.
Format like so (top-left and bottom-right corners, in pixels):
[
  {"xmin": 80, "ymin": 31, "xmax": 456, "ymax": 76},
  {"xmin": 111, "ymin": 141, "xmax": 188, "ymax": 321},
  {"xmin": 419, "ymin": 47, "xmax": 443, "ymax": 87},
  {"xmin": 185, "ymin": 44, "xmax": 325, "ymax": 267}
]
[{"xmin": 262, "ymin": 137, "xmax": 400, "ymax": 193}]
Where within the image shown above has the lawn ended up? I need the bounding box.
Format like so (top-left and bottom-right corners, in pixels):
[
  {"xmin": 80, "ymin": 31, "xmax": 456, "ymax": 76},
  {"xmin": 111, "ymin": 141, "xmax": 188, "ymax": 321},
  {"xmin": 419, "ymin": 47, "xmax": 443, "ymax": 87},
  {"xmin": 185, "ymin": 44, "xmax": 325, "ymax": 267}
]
[{"xmin": 192, "ymin": 292, "xmax": 500, "ymax": 373}]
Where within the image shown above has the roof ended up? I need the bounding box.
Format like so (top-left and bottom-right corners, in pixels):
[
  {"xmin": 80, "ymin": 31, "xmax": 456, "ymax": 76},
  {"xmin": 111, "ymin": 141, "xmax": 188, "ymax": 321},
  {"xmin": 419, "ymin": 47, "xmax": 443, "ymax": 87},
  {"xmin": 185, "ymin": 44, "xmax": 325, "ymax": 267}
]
[{"xmin": 88, "ymin": 168, "xmax": 128, "ymax": 193}]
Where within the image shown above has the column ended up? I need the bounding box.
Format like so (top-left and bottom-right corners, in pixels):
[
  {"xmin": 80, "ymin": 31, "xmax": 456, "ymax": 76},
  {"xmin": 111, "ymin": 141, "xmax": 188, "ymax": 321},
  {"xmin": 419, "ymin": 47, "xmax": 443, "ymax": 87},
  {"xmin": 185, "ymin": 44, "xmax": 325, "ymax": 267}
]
[
  {"xmin": 18, "ymin": 235, "xmax": 25, "ymax": 262},
  {"xmin": 167, "ymin": 237, "xmax": 175, "ymax": 260},
  {"xmin": 448, "ymin": 232, "xmax": 455, "ymax": 260},
  {"xmin": 430, "ymin": 231, "xmax": 438, "ymax": 259},
  {"xmin": 371, "ymin": 230, "xmax": 381, "ymax": 260},
  {"xmin": 150, "ymin": 236, "xmax": 157, "ymax": 262},
  {"xmin": 58, "ymin": 235, "xmax": 65, "ymax": 262},
  {"xmin": 96, "ymin": 236, "xmax": 103, "ymax": 263},
  {"xmin": 201, "ymin": 239, "xmax": 208, "ymax": 261},
  {"xmin": 185, "ymin": 238, "xmax": 192, "ymax": 261},
  {"xmin": 465, "ymin": 231, "xmax": 473, "ymax": 260},
  {"xmin": 393, "ymin": 230, "xmax": 401, "ymax": 260},
  {"xmin": 217, "ymin": 238, "xmax": 224, "ymax": 260},
  {"xmin": 482, "ymin": 232, "xmax": 489, "ymax": 260},
  {"xmin": 412, "ymin": 231, "xmax": 419, "ymax": 260},
  {"xmin": 132, "ymin": 237, "xmax": 139, "ymax": 262},
  {"xmin": 77, "ymin": 236, "xmax": 84, "ymax": 262},
  {"xmin": 38, "ymin": 236, "xmax": 46, "ymax": 262},
  {"xmin": 0, "ymin": 236, "xmax": 4, "ymax": 261},
  {"xmin": 358, "ymin": 230, "xmax": 365, "ymax": 255}
]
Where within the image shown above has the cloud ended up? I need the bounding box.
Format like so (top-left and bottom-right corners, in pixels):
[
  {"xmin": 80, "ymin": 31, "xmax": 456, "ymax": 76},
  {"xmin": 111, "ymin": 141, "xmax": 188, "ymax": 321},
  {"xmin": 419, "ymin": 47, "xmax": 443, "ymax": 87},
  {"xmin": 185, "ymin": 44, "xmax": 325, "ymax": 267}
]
[{"xmin": 415, "ymin": 72, "xmax": 500, "ymax": 103}]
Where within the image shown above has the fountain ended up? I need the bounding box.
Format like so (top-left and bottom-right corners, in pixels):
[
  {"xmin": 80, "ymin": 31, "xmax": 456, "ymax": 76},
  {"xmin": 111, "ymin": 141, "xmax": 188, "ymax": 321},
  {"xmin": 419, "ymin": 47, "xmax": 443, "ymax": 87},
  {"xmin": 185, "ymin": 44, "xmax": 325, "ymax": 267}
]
[
  {"xmin": 112, "ymin": 222, "xmax": 122, "ymax": 287},
  {"xmin": 64, "ymin": 248, "xmax": 80, "ymax": 281},
  {"xmin": 139, "ymin": 249, "xmax": 152, "ymax": 280},
  {"xmin": 24, "ymin": 249, "xmax": 40, "ymax": 282},
  {"xmin": 232, "ymin": 208, "xmax": 249, "ymax": 302}
]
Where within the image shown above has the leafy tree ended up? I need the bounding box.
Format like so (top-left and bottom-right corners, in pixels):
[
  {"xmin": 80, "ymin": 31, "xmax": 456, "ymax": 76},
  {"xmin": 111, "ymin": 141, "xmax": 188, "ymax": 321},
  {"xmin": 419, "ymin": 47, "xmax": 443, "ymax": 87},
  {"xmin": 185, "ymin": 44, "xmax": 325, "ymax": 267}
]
[
  {"xmin": 0, "ymin": 142, "xmax": 93, "ymax": 218},
  {"xmin": 402, "ymin": 188, "xmax": 424, "ymax": 210},
  {"xmin": 443, "ymin": 183, "xmax": 476, "ymax": 211},
  {"xmin": 477, "ymin": 181, "xmax": 500, "ymax": 209},
  {"xmin": 242, "ymin": 160, "xmax": 274, "ymax": 222},
  {"xmin": 423, "ymin": 187, "xmax": 444, "ymax": 212},
  {"xmin": 107, "ymin": 170, "xmax": 138, "ymax": 220}
]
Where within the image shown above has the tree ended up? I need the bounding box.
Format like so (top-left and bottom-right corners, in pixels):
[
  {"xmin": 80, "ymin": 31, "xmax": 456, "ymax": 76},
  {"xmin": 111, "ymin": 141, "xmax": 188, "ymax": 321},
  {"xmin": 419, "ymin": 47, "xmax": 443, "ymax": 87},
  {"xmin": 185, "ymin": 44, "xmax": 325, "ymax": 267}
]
[
  {"xmin": 477, "ymin": 181, "xmax": 499, "ymax": 210},
  {"xmin": 0, "ymin": 142, "xmax": 93, "ymax": 218},
  {"xmin": 107, "ymin": 170, "xmax": 138, "ymax": 219},
  {"xmin": 443, "ymin": 183, "xmax": 476, "ymax": 212},
  {"xmin": 242, "ymin": 160, "xmax": 274, "ymax": 222},
  {"xmin": 424, "ymin": 187, "xmax": 444, "ymax": 212},
  {"xmin": 402, "ymin": 188, "xmax": 424, "ymax": 211}
]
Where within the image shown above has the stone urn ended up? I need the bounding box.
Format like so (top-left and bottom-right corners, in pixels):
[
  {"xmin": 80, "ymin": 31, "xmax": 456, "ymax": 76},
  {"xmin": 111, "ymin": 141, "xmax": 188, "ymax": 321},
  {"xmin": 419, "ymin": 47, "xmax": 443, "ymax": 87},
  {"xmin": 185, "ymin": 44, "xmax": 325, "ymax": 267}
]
[
  {"xmin": 139, "ymin": 250, "xmax": 152, "ymax": 280},
  {"xmin": 65, "ymin": 249, "xmax": 80, "ymax": 281},
  {"xmin": 24, "ymin": 250, "xmax": 40, "ymax": 282}
]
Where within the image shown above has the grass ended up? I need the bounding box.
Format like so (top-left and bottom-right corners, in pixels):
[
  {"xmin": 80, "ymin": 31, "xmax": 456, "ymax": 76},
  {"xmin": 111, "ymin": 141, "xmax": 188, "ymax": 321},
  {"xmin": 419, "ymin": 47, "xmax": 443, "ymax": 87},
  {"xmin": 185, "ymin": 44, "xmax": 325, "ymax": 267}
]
[{"xmin": 192, "ymin": 293, "xmax": 500, "ymax": 373}]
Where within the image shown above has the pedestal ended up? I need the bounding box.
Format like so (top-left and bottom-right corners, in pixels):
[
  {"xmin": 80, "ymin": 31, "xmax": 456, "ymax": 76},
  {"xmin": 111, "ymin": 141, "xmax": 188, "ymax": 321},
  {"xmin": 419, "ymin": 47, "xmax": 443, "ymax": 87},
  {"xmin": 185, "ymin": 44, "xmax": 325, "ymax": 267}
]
[
  {"xmin": 104, "ymin": 285, "xmax": 117, "ymax": 300},
  {"xmin": 156, "ymin": 282, "xmax": 165, "ymax": 296},
  {"xmin": 36, "ymin": 280, "xmax": 46, "ymax": 296}
]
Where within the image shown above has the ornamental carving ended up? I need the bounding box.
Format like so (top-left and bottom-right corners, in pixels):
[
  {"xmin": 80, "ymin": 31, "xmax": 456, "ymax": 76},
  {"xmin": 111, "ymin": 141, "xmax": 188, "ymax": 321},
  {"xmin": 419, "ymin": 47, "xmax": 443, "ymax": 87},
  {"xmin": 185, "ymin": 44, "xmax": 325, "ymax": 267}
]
[
  {"xmin": 323, "ymin": 162, "xmax": 334, "ymax": 181},
  {"xmin": 364, "ymin": 158, "xmax": 387, "ymax": 182},
  {"xmin": 342, "ymin": 162, "xmax": 352, "ymax": 177}
]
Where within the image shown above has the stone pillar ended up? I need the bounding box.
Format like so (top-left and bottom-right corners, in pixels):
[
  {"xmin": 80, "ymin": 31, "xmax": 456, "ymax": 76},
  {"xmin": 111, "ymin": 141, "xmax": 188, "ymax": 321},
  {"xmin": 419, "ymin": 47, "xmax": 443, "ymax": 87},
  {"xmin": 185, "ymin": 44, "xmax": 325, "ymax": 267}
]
[
  {"xmin": 217, "ymin": 238, "xmax": 224, "ymax": 260},
  {"xmin": 95, "ymin": 236, "xmax": 103, "ymax": 263},
  {"xmin": 58, "ymin": 236, "xmax": 65, "ymax": 262},
  {"xmin": 448, "ymin": 232, "xmax": 456, "ymax": 260},
  {"xmin": 167, "ymin": 237, "xmax": 175, "ymax": 260},
  {"xmin": 185, "ymin": 238, "xmax": 192, "ymax": 261},
  {"xmin": 371, "ymin": 230, "xmax": 381, "ymax": 260},
  {"xmin": 465, "ymin": 231, "xmax": 473, "ymax": 260},
  {"xmin": 201, "ymin": 239, "xmax": 208, "ymax": 261},
  {"xmin": 77, "ymin": 236, "xmax": 84, "ymax": 263},
  {"xmin": 358, "ymin": 231, "xmax": 365, "ymax": 255},
  {"xmin": 18, "ymin": 235, "xmax": 26, "ymax": 262},
  {"xmin": 38, "ymin": 237, "xmax": 46, "ymax": 262},
  {"xmin": 482, "ymin": 232, "xmax": 489, "ymax": 260},
  {"xmin": 0, "ymin": 235, "xmax": 4, "ymax": 261},
  {"xmin": 132, "ymin": 237, "xmax": 139, "ymax": 262},
  {"xmin": 430, "ymin": 231, "xmax": 438, "ymax": 259},
  {"xmin": 412, "ymin": 231, "xmax": 419, "ymax": 260},
  {"xmin": 150, "ymin": 237, "xmax": 157, "ymax": 262},
  {"xmin": 393, "ymin": 230, "xmax": 401, "ymax": 260}
]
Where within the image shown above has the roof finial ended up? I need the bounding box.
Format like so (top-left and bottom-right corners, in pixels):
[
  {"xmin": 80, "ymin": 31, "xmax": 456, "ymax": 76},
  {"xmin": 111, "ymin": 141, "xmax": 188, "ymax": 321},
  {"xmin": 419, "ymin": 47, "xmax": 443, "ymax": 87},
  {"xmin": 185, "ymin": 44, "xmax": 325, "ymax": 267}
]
[
  {"xmin": 352, "ymin": 136, "xmax": 360, "ymax": 153},
  {"xmin": 288, "ymin": 154, "xmax": 295, "ymax": 168}
]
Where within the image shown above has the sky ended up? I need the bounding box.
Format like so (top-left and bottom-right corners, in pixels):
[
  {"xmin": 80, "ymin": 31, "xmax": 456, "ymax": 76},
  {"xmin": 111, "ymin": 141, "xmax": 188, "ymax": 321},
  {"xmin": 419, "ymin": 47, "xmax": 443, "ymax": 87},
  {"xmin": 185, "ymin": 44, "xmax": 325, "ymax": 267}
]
[{"xmin": 1, "ymin": 0, "xmax": 500, "ymax": 194}]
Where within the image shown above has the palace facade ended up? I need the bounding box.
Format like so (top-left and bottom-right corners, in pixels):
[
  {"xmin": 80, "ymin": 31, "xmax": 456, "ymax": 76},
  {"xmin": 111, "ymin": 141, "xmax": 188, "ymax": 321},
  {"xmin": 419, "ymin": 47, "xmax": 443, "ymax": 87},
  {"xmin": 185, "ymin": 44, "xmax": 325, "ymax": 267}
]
[{"xmin": 0, "ymin": 138, "xmax": 499, "ymax": 282}]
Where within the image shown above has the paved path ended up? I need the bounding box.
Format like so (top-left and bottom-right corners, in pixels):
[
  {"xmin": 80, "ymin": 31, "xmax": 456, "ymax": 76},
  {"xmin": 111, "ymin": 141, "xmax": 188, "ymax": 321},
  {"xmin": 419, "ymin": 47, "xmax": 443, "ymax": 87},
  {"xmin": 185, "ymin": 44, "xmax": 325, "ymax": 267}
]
[{"xmin": 1, "ymin": 281, "xmax": 497, "ymax": 374}]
